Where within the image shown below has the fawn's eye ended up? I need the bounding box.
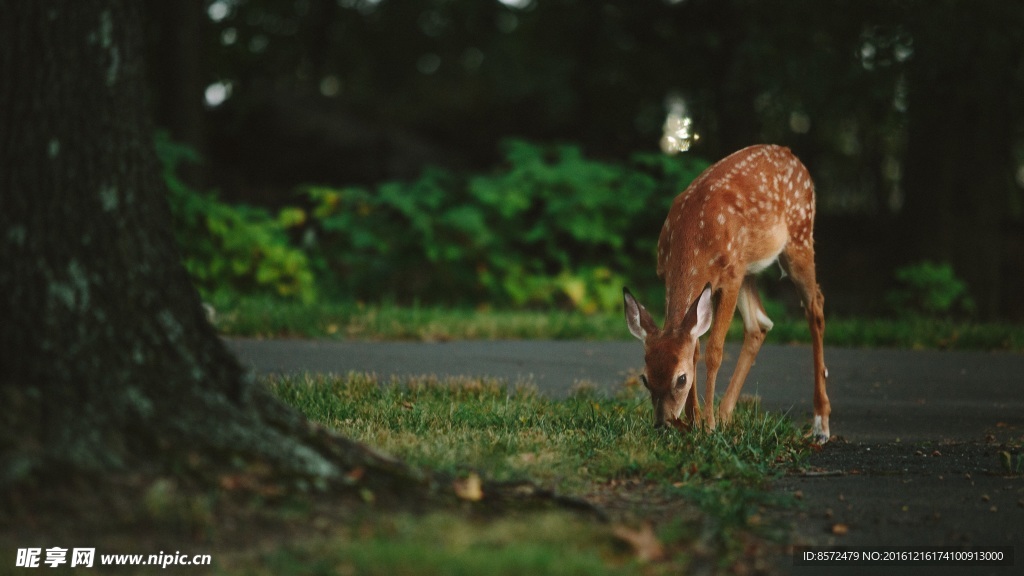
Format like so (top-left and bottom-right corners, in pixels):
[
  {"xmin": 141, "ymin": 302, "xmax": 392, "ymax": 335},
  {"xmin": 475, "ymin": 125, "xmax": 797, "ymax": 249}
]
[
  {"xmin": 640, "ymin": 374, "xmax": 650, "ymax": 389},
  {"xmin": 675, "ymin": 374, "xmax": 687, "ymax": 389}
]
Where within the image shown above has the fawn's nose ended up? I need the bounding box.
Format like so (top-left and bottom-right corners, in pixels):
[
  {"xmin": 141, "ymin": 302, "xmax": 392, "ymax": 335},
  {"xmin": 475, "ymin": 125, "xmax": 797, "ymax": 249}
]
[{"xmin": 652, "ymin": 396, "xmax": 673, "ymax": 429}]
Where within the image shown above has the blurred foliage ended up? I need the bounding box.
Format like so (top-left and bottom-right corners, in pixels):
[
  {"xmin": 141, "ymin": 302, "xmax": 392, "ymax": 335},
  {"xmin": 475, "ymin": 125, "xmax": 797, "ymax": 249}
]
[
  {"xmin": 148, "ymin": 0, "xmax": 1024, "ymax": 320},
  {"xmin": 157, "ymin": 132, "xmax": 316, "ymax": 303},
  {"xmin": 885, "ymin": 261, "xmax": 975, "ymax": 319},
  {"xmin": 158, "ymin": 133, "xmax": 707, "ymax": 311},
  {"xmin": 297, "ymin": 140, "xmax": 709, "ymax": 311}
]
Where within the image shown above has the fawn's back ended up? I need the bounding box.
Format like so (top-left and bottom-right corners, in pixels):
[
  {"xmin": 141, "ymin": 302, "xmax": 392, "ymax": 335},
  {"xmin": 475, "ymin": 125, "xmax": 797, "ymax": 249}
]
[{"xmin": 657, "ymin": 144, "xmax": 815, "ymax": 319}]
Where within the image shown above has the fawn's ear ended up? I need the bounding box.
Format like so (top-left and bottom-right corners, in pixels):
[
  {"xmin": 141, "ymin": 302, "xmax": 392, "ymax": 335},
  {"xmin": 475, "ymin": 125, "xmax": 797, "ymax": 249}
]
[
  {"xmin": 682, "ymin": 284, "xmax": 713, "ymax": 338},
  {"xmin": 623, "ymin": 287, "xmax": 658, "ymax": 341}
]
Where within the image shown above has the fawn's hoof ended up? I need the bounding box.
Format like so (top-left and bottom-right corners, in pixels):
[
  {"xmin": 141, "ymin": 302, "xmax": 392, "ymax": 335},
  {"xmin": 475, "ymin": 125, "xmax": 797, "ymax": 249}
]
[{"xmin": 809, "ymin": 415, "xmax": 830, "ymax": 445}]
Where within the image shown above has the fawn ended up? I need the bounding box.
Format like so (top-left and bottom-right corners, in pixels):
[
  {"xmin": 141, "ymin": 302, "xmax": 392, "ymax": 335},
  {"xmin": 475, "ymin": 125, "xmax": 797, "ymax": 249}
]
[{"xmin": 623, "ymin": 144, "xmax": 831, "ymax": 444}]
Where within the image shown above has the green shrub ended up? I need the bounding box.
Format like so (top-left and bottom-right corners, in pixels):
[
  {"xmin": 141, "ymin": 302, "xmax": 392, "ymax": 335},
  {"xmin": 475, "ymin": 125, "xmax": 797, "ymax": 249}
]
[
  {"xmin": 157, "ymin": 134, "xmax": 707, "ymax": 312},
  {"xmin": 297, "ymin": 140, "xmax": 708, "ymax": 311},
  {"xmin": 885, "ymin": 260, "xmax": 974, "ymax": 318},
  {"xmin": 156, "ymin": 133, "xmax": 316, "ymax": 303}
]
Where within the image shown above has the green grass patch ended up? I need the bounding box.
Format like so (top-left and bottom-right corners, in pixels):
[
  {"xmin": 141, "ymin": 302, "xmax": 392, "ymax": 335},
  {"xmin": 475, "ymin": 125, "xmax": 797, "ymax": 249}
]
[
  {"xmin": 270, "ymin": 374, "xmax": 806, "ymax": 491},
  {"xmin": 213, "ymin": 297, "xmax": 1024, "ymax": 351},
  {"xmin": 233, "ymin": 512, "xmax": 620, "ymax": 576},
  {"xmin": 213, "ymin": 298, "xmax": 621, "ymax": 341},
  {"xmin": 259, "ymin": 373, "xmax": 811, "ymax": 573}
]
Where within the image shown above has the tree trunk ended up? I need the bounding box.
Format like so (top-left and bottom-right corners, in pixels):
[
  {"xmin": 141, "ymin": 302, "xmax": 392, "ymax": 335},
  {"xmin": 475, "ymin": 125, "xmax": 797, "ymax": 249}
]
[
  {"xmin": 0, "ymin": 2, "xmax": 595, "ymax": 520},
  {"xmin": 0, "ymin": 0, "xmax": 418, "ymax": 492}
]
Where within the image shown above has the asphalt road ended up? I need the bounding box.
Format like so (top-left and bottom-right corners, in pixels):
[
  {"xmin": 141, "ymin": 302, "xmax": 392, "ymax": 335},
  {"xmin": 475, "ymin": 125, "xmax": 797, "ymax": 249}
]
[{"xmin": 226, "ymin": 338, "xmax": 1024, "ymax": 573}]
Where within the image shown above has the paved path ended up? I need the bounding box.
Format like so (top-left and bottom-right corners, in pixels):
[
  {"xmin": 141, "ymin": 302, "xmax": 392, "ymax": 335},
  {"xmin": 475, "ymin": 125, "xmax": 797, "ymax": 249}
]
[
  {"xmin": 226, "ymin": 338, "xmax": 1024, "ymax": 571},
  {"xmin": 226, "ymin": 338, "xmax": 1023, "ymax": 441}
]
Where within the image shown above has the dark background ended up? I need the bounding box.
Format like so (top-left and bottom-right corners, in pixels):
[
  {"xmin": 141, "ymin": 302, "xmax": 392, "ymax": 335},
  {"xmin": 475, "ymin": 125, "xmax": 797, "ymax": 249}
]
[{"xmin": 143, "ymin": 0, "xmax": 1024, "ymax": 320}]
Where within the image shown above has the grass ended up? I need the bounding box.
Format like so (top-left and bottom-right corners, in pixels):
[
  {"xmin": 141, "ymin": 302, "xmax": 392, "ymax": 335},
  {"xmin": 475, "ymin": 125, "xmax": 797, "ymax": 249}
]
[
  {"xmin": 212, "ymin": 298, "xmax": 621, "ymax": 341},
  {"xmin": 270, "ymin": 373, "xmax": 806, "ymax": 493},
  {"xmin": 212, "ymin": 297, "xmax": 1024, "ymax": 351},
  {"xmin": 245, "ymin": 372, "xmax": 814, "ymax": 574},
  {"xmin": 229, "ymin": 512, "xmax": 621, "ymax": 576},
  {"xmin": 1, "ymin": 373, "xmax": 811, "ymax": 575}
]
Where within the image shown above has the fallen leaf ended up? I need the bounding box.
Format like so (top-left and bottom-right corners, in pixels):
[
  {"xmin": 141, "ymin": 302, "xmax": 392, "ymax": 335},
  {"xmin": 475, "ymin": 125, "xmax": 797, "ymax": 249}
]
[
  {"xmin": 346, "ymin": 466, "xmax": 365, "ymax": 484},
  {"xmin": 613, "ymin": 523, "xmax": 665, "ymax": 562},
  {"xmin": 219, "ymin": 475, "xmax": 240, "ymax": 491},
  {"xmin": 257, "ymin": 483, "xmax": 285, "ymax": 498},
  {"xmin": 516, "ymin": 452, "xmax": 537, "ymax": 464},
  {"xmin": 453, "ymin": 473, "xmax": 484, "ymax": 501},
  {"xmin": 219, "ymin": 474, "xmax": 255, "ymax": 491}
]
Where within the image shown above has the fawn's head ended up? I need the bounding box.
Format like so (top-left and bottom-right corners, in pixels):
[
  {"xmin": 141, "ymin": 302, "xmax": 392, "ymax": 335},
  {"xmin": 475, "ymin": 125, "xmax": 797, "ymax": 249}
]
[{"xmin": 623, "ymin": 285, "xmax": 713, "ymax": 428}]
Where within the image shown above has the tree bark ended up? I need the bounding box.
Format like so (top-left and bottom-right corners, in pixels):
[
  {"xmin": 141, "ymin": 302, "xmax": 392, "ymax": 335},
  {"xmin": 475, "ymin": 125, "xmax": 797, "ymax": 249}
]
[{"xmin": 0, "ymin": 0, "xmax": 418, "ymax": 492}]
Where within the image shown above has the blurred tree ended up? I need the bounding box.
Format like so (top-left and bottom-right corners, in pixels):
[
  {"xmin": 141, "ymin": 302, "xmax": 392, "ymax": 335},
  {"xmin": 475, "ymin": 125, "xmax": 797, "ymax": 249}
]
[
  {"xmin": 146, "ymin": 0, "xmax": 209, "ymax": 183},
  {"xmin": 142, "ymin": 0, "xmax": 1022, "ymax": 318},
  {"xmin": 899, "ymin": 0, "xmax": 1023, "ymax": 319},
  {"xmin": 0, "ymin": 0, "xmax": 423, "ymax": 492}
]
